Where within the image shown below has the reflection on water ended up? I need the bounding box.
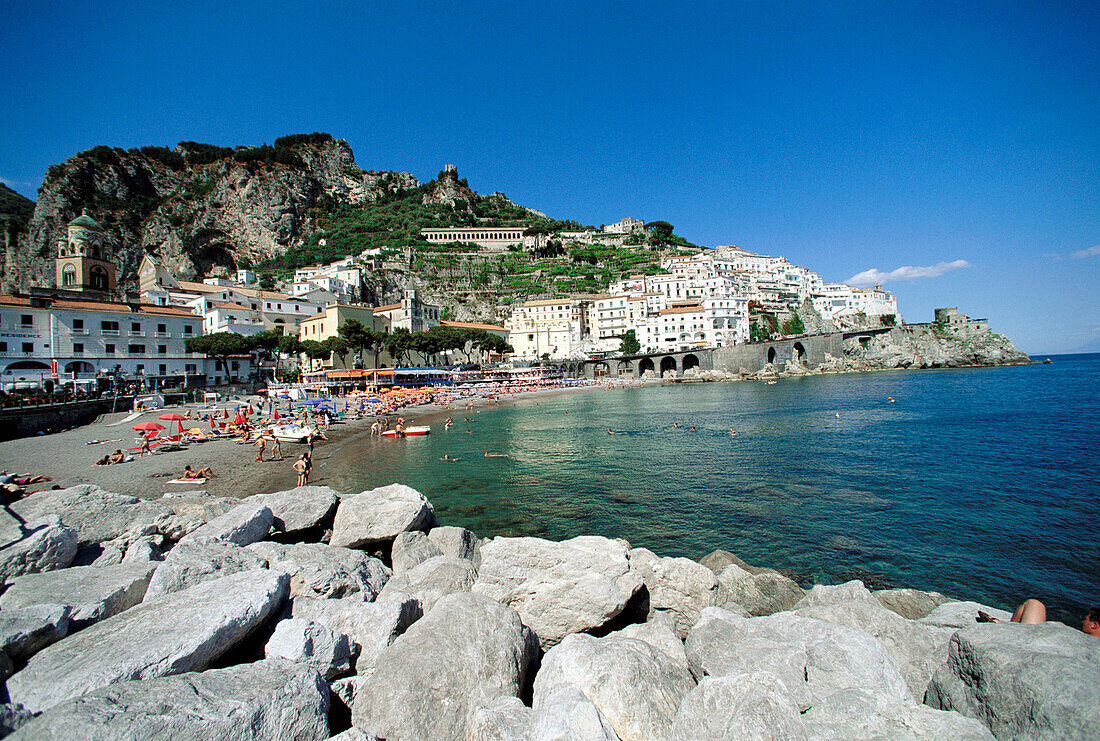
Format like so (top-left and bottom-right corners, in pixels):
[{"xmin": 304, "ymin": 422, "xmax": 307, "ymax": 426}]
[{"xmin": 317, "ymin": 356, "xmax": 1100, "ymax": 623}]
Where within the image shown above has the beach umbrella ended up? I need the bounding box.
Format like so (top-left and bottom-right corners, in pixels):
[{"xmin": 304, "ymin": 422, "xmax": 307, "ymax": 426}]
[
  {"xmin": 222, "ymin": 407, "xmax": 229, "ymax": 419},
  {"xmin": 209, "ymin": 416, "xmax": 217, "ymax": 430},
  {"xmin": 247, "ymin": 404, "xmax": 254, "ymax": 415},
  {"xmin": 132, "ymin": 422, "xmax": 165, "ymax": 433},
  {"xmin": 273, "ymin": 407, "xmax": 280, "ymax": 422},
  {"xmin": 157, "ymin": 413, "xmax": 186, "ymax": 435}
]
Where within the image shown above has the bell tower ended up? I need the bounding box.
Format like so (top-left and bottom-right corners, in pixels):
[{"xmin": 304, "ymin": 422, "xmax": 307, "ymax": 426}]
[{"xmin": 55, "ymin": 209, "xmax": 116, "ymax": 298}]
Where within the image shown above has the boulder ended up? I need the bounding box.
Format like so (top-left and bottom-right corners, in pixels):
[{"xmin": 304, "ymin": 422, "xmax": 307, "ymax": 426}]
[
  {"xmin": 669, "ymin": 672, "xmax": 806, "ymax": 740},
  {"xmin": 377, "ymin": 555, "xmax": 477, "ymax": 612},
  {"xmin": 242, "ymin": 485, "xmax": 340, "ymax": 535},
  {"xmin": 122, "ymin": 537, "xmax": 162, "ymax": 564},
  {"xmin": 699, "ymin": 548, "xmax": 773, "ymax": 575},
  {"xmin": 427, "ymin": 525, "xmax": 481, "ymax": 568},
  {"xmin": 716, "ymin": 563, "xmax": 805, "ymax": 616},
  {"xmin": 918, "ymin": 600, "xmax": 1012, "ymax": 629},
  {"xmin": 330, "ymin": 675, "xmax": 361, "ymax": 708},
  {"xmin": 0, "ymin": 562, "xmax": 157, "ymax": 629},
  {"xmin": 352, "ymin": 592, "xmax": 537, "ymax": 740},
  {"xmin": 0, "ymin": 515, "xmax": 78, "ymax": 581},
  {"xmin": 8, "ymin": 659, "xmax": 329, "ymax": 740},
  {"xmin": 472, "ymin": 535, "xmax": 645, "ymax": 650},
  {"xmin": 249, "ymin": 541, "xmax": 390, "ymax": 600},
  {"xmin": 181, "ymin": 502, "xmax": 273, "ymax": 546},
  {"xmin": 795, "ymin": 579, "xmax": 875, "ymax": 609},
  {"xmin": 609, "ymin": 611, "xmax": 689, "ymax": 673},
  {"xmin": 10, "ymin": 485, "xmax": 178, "ymax": 549},
  {"xmin": 802, "ymin": 687, "xmax": 995, "ymax": 740},
  {"xmin": 158, "ymin": 494, "xmax": 241, "ymax": 539},
  {"xmin": 926, "ymin": 622, "xmax": 1100, "ymax": 740},
  {"xmin": 796, "ymin": 593, "xmax": 957, "ymax": 701},
  {"xmin": 264, "ymin": 617, "xmax": 354, "ymax": 680},
  {"xmin": 628, "ymin": 547, "xmax": 719, "ymax": 638},
  {"xmin": 144, "ymin": 538, "xmax": 268, "ymax": 601},
  {"xmin": 330, "ymin": 484, "xmax": 437, "ymax": 549},
  {"xmin": 329, "ymin": 730, "xmax": 379, "ymax": 741},
  {"xmin": 470, "ymin": 695, "xmax": 534, "ymax": 741},
  {"xmin": 6, "ymin": 569, "xmax": 289, "ymax": 713},
  {"xmin": 874, "ymin": 587, "xmax": 951, "ymax": 620},
  {"xmin": 0, "ymin": 504, "xmax": 23, "ymax": 548},
  {"xmin": 292, "ymin": 596, "xmax": 421, "ymax": 676},
  {"xmin": 530, "ymin": 687, "xmax": 620, "ymax": 740},
  {"xmin": 533, "ymin": 632, "xmax": 696, "ymax": 741},
  {"xmin": 0, "ymin": 703, "xmax": 33, "ymax": 737},
  {"xmin": 685, "ymin": 607, "xmax": 909, "ymax": 712},
  {"xmin": 389, "ymin": 530, "xmax": 443, "ymax": 572},
  {"xmin": 0, "ymin": 604, "xmax": 71, "ymax": 662}
]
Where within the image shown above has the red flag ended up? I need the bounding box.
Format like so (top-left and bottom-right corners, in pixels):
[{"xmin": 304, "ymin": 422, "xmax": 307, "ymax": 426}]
[
  {"xmin": 248, "ymin": 404, "xmax": 254, "ymax": 415},
  {"xmin": 223, "ymin": 408, "xmax": 228, "ymax": 419},
  {"xmin": 209, "ymin": 416, "xmax": 216, "ymax": 430},
  {"xmin": 273, "ymin": 408, "xmax": 280, "ymax": 422}
]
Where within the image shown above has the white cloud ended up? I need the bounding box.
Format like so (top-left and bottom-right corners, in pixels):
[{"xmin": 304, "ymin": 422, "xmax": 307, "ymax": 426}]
[
  {"xmin": 846, "ymin": 259, "xmax": 971, "ymax": 287},
  {"xmin": 1070, "ymin": 245, "xmax": 1100, "ymax": 259}
]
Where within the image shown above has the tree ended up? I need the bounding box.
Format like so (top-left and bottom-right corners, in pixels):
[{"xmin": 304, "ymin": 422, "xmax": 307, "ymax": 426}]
[
  {"xmin": 258, "ymin": 273, "xmax": 276, "ymax": 290},
  {"xmin": 299, "ymin": 339, "xmax": 329, "ymax": 371},
  {"xmin": 781, "ymin": 311, "xmax": 805, "ymax": 336},
  {"xmin": 478, "ymin": 333, "xmax": 513, "ymax": 360},
  {"xmin": 185, "ymin": 332, "xmax": 251, "ymax": 378},
  {"xmin": 323, "ymin": 336, "xmax": 351, "ymax": 367},
  {"xmin": 338, "ymin": 319, "xmax": 377, "ymax": 368},
  {"xmin": 645, "ymin": 221, "xmax": 674, "ymax": 241},
  {"xmin": 618, "ymin": 330, "xmax": 640, "ymax": 355},
  {"xmin": 384, "ymin": 328, "xmax": 414, "ymax": 367}
]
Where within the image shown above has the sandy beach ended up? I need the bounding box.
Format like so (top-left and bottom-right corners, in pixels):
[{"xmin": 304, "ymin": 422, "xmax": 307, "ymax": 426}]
[{"xmin": 0, "ymin": 382, "xmax": 610, "ymax": 501}]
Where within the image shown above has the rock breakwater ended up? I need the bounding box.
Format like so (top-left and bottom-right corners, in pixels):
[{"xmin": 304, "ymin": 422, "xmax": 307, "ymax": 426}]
[{"xmin": 0, "ymin": 483, "xmax": 1095, "ymax": 739}]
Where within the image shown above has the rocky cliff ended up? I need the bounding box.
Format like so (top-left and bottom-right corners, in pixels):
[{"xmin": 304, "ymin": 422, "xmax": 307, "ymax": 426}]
[{"xmin": 1, "ymin": 136, "xmax": 420, "ymax": 293}]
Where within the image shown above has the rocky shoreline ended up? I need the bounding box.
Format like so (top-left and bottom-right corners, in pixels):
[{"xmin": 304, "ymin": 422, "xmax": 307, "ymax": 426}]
[{"xmin": 0, "ymin": 483, "xmax": 1094, "ymax": 739}]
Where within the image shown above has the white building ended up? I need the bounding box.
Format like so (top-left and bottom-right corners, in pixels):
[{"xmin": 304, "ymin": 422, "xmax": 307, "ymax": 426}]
[
  {"xmin": 603, "ymin": 217, "xmax": 645, "ymax": 234},
  {"xmin": 420, "ymin": 227, "xmax": 526, "ymax": 251}
]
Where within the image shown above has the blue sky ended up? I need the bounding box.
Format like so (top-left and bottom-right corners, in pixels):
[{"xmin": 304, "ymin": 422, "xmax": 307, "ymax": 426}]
[{"xmin": 2, "ymin": 1, "xmax": 1097, "ymax": 353}]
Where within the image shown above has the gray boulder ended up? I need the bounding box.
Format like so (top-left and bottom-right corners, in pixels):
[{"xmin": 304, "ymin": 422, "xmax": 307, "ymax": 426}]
[
  {"xmin": 530, "ymin": 687, "xmax": 620, "ymax": 740},
  {"xmin": 686, "ymin": 607, "xmax": 910, "ymax": 712},
  {"xmin": 249, "ymin": 541, "xmax": 390, "ymax": 600},
  {"xmin": 352, "ymin": 592, "xmax": 537, "ymax": 740},
  {"xmin": 795, "ymin": 579, "xmax": 875, "ymax": 609},
  {"xmin": 330, "ymin": 484, "xmax": 438, "ymax": 549},
  {"xmin": 6, "ymin": 569, "xmax": 289, "ymax": 713},
  {"xmin": 470, "ymin": 695, "xmax": 534, "ymax": 741},
  {"xmin": 699, "ymin": 548, "xmax": 773, "ymax": 575},
  {"xmin": 0, "ymin": 505, "xmax": 23, "ymax": 548},
  {"xmin": 609, "ymin": 611, "xmax": 689, "ymax": 673},
  {"xmin": 874, "ymin": 587, "xmax": 951, "ymax": 620},
  {"xmin": 472, "ymin": 535, "xmax": 644, "ymax": 650},
  {"xmin": 534, "ymin": 632, "xmax": 695, "ymax": 741},
  {"xmin": 329, "ymin": 730, "xmax": 379, "ymax": 741},
  {"xmin": 390, "ymin": 530, "xmax": 443, "ymax": 572},
  {"xmin": 145, "ymin": 538, "xmax": 268, "ymax": 601},
  {"xmin": 122, "ymin": 536, "xmax": 162, "ymax": 564},
  {"xmin": 795, "ymin": 591, "xmax": 956, "ymax": 701},
  {"xmin": 0, "ymin": 562, "xmax": 156, "ymax": 629},
  {"xmin": 10, "ymin": 485, "xmax": 179, "ymax": 549},
  {"xmin": 242, "ymin": 485, "xmax": 340, "ymax": 535},
  {"xmin": 292, "ymin": 596, "xmax": 421, "ymax": 677},
  {"xmin": 181, "ymin": 502, "xmax": 273, "ymax": 546},
  {"xmin": 8, "ymin": 658, "xmax": 329, "ymax": 740},
  {"xmin": 0, "ymin": 703, "xmax": 33, "ymax": 737},
  {"xmin": 158, "ymin": 494, "xmax": 241, "ymax": 539},
  {"xmin": 628, "ymin": 547, "xmax": 719, "ymax": 638},
  {"xmin": 427, "ymin": 525, "xmax": 481, "ymax": 567},
  {"xmin": 264, "ymin": 617, "xmax": 354, "ymax": 680},
  {"xmin": 716, "ymin": 563, "xmax": 805, "ymax": 616},
  {"xmin": 377, "ymin": 555, "xmax": 477, "ymax": 613},
  {"xmin": 330, "ymin": 675, "xmax": 361, "ymax": 708},
  {"xmin": 0, "ymin": 515, "xmax": 78, "ymax": 581},
  {"xmin": 919, "ymin": 600, "xmax": 1012, "ymax": 629},
  {"xmin": 0, "ymin": 604, "xmax": 71, "ymax": 662},
  {"xmin": 926, "ymin": 622, "xmax": 1100, "ymax": 740},
  {"xmin": 802, "ymin": 688, "xmax": 994, "ymax": 740},
  {"xmin": 669, "ymin": 672, "xmax": 807, "ymax": 740}
]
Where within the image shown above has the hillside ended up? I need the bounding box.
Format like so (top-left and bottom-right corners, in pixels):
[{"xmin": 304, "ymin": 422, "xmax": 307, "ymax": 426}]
[{"xmin": 3, "ymin": 135, "xmax": 695, "ymax": 321}]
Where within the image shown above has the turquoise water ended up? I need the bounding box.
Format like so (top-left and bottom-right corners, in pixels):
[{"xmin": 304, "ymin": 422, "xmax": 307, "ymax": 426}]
[{"xmin": 315, "ymin": 354, "xmax": 1099, "ymax": 623}]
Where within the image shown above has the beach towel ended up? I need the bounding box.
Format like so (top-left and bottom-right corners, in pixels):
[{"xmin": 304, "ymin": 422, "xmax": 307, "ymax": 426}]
[{"xmin": 167, "ymin": 478, "xmax": 207, "ymax": 484}]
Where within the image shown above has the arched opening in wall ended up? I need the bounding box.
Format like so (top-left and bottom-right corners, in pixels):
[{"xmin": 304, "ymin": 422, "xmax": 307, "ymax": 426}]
[
  {"xmin": 792, "ymin": 342, "xmax": 806, "ymax": 362},
  {"xmin": 62, "ymin": 264, "xmax": 77, "ymax": 286},
  {"xmin": 593, "ymin": 362, "xmax": 610, "ymax": 378},
  {"xmin": 659, "ymin": 356, "xmax": 677, "ymax": 376},
  {"xmin": 6, "ymin": 361, "xmax": 50, "ymax": 374},
  {"xmin": 767, "ymin": 347, "xmax": 777, "ymax": 364},
  {"xmin": 617, "ymin": 360, "xmax": 633, "ymax": 377},
  {"xmin": 639, "ymin": 358, "xmax": 655, "ymax": 376},
  {"xmin": 682, "ymin": 354, "xmax": 700, "ymax": 372},
  {"xmin": 90, "ymin": 266, "xmax": 109, "ymax": 290},
  {"xmin": 64, "ymin": 361, "xmax": 95, "ymax": 375}
]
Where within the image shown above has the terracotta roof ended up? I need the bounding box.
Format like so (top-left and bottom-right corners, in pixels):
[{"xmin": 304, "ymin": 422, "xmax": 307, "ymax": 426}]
[
  {"xmin": 660, "ymin": 305, "xmax": 705, "ymax": 315},
  {"xmin": 521, "ymin": 299, "xmax": 572, "ymax": 307},
  {"xmin": 0, "ymin": 294, "xmax": 196, "ymax": 318},
  {"xmin": 441, "ymin": 320, "xmax": 507, "ymax": 332},
  {"xmin": 213, "ymin": 302, "xmax": 251, "ymax": 311},
  {"xmin": 176, "ymin": 281, "xmax": 294, "ymax": 301},
  {"xmin": 373, "ymin": 303, "xmax": 402, "ymax": 313}
]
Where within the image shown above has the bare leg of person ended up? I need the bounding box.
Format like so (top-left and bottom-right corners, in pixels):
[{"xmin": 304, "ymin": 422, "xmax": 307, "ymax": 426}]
[{"xmin": 1012, "ymin": 598, "xmax": 1047, "ymax": 624}]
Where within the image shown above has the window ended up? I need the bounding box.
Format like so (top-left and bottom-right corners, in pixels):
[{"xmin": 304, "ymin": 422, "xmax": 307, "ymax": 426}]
[
  {"xmin": 157, "ymin": 323, "xmax": 166, "ymax": 335},
  {"xmin": 131, "ymin": 322, "xmax": 141, "ymax": 333},
  {"xmin": 73, "ymin": 343, "xmax": 84, "ymax": 354},
  {"xmin": 135, "ymin": 364, "xmax": 144, "ymax": 374},
  {"xmin": 73, "ymin": 319, "xmax": 84, "ymax": 331},
  {"xmin": 21, "ymin": 342, "xmax": 32, "ymax": 353},
  {"xmin": 158, "ymin": 364, "xmax": 167, "ymax": 375},
  {"xmin": 185, "ymin": 364, "xmax": 197, "ymax": 374},
  {"xmin": 20, "ymin": 314, "xmax": 32, "ymax": 326},
  {"xmin": 231, "ymin": 361, "xmax": 240, "ymax": 371},
  {"xmin": 101, "ymin": 320, "xmax": 119, "ymax": 334},
  {"xmin": 128, "ymin": 344, "xmax": 145, "ymax": 354},
  {"xmin": 62, "ymin": 264, "xmax": 76, "ymax": 286},
  {"xmin": 105, "ymin": 343, "xmax": 115, "ymax": 354},
  {"xmin": 158, "ymin": 345, "xmax": 167, "ymax": 354},
  {"xmin": 184, "ymin": 325, "xmax": 194, "ymax": 335}
]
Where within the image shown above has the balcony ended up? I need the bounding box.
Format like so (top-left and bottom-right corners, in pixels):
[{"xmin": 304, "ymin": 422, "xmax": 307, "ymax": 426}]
[
  {"xmin": 101, "ymin": 329, "xmax": 119, "ymax": 336},
  {"xmin": 129, "ymin": 331, "xmax": 146, "ymax": 338},
  {"xmin": 69, "ymin": 327, "xmax": 88, "ymax": 335}
]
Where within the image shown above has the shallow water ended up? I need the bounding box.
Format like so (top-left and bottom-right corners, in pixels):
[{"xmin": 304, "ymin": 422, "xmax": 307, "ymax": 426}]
[{"xmin": 314, "ymin": 354, "xmax": 1100, "ymax": 623}]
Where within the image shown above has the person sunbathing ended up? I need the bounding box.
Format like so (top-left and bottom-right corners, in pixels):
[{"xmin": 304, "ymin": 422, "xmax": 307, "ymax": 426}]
[
  {"xmin": 979, "ymin": 600, "xmax": 1100, "ymax": 637},
  {"xmin": 180, "ymin": 465, "xmax": 215, "ymax": 480}
]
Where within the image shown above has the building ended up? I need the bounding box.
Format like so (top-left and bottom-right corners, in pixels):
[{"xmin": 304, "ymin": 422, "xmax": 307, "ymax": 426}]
[
  {"xmin": 504, "ymin": 298, "xmax": 592, "ymax": 360},
  {"xmin": 420, "ymin": 226, "xmax": 526, "ymax": 251},
  {"xmin": 372, "ymin": 289, "xmax": 441, "ymax": 334},
  {"xmin": 603, "ymin": 217, "xmax": 645, "ymax": 234},
  {"xmin": 54, "ymin": 211, "xmax": 116, "ymax": 299}
]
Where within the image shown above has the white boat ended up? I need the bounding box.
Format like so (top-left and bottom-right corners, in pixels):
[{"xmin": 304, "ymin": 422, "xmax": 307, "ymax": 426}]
[
  {"xmin": 381, "ymin": 425, "xmax": 431, "ymax": 437},
  {"xmin": 270, "ymin": 424, "xmax": 317, "ymax": 443}
]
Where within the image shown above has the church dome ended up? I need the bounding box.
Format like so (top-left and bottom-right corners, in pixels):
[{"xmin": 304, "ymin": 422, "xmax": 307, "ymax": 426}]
[{"xmin": 69, "ymin": 209, "xmax": 101, "ymax": 229}]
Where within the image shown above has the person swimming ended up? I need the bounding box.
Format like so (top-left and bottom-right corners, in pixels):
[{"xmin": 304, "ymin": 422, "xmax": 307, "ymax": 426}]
[{"xmin": 484, "ymin": 450, "xmax": 507, "ymax": 458}]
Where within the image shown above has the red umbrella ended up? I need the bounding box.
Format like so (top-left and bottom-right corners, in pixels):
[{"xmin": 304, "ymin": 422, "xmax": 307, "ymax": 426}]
[
  {"xmin": 209, "ymin": 416, "xmax": 217, "ymax": 430},
  {"xmin": 273, "ymin": 408, "xmax": 280, "ymax": 422},
  {"xmin": 132, "ymin": 422, "xmax": 165, "ymax": 432},
  {"xmin": 222, "ymin": 408, "xmax": 229, "ymax": 419},
  {"xmin": 247, "ymin": 404, "xmax": 254, "ymax": 415},
  {"xmin": 158, "ymin": 413, "xmax": 186, "ymax": 435}
]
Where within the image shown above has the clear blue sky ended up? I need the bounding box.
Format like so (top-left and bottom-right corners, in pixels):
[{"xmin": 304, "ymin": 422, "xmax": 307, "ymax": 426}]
[{"xmin": 2, "ymin": 1, "xmax": 1097, "ymax": 353}]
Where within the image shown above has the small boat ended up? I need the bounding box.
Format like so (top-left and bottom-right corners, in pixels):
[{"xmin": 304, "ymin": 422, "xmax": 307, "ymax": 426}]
[
  {"xmin": 270, "ymin": 424, "xmax": 317, "ymax": 443},
  {"xmin": 382, "ymin": 425, "xmax": 431, "ymax": 437}
]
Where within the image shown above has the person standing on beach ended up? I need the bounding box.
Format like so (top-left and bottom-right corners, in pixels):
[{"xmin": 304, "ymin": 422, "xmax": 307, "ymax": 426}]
[
  {"xmin": 254, "ymin": 436, "xmax": 266, "ymax": 462},
  {"xmin": 293, "ymin": 454, "xmax": 309, "ymax": 486},
  {"xmin": 270, "ymin": 436, "xmax": 282, "ymax": 461}
]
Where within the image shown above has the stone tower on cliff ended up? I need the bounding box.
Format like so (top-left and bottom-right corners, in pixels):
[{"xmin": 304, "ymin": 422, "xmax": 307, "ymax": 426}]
[{"xmin": 55, "ymin": 209, "xmax": 116, "ymax": 299}]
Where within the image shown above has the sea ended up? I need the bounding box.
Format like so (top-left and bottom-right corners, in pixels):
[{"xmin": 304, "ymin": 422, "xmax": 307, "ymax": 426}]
[{"xmin": 314, "ymin": 353, "xmax": 1099, "ymax": 624}]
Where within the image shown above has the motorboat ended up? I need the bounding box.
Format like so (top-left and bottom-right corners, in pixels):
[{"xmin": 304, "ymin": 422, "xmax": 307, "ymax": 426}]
[
  {"xmin": 381, "ymin": 425, "xmax": 431, "ymax": 437},
  {"xmin": 270, "ymin": 424, "xmax": 317, "ymax": 443}
]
